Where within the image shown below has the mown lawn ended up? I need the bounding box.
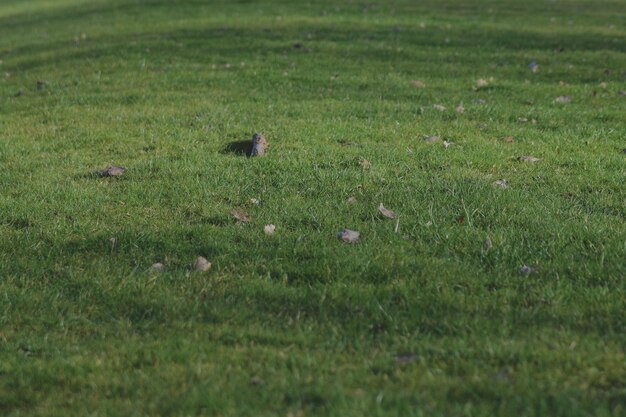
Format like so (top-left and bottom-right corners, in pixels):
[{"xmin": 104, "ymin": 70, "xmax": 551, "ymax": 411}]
[{"xmin": 1, "ymin": 0, "xmax": 625, "ymax": 416}]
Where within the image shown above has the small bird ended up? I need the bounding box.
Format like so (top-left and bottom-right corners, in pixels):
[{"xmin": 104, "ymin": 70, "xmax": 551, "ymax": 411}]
[{"xmin": 250, "ymin": 133, "xmax": 268, "ymax": 156}]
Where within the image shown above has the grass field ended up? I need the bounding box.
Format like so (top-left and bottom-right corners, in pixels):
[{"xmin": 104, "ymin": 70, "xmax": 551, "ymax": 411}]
[{"xmin": 1, "ymin": 0, "xmax": 625, "ymax": 415}]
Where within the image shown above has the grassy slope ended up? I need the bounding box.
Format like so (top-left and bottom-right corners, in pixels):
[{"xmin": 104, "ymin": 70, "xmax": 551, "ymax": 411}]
[{"xmin": 0, "ymin": 0, "xmax": 625, "ymax": 415}]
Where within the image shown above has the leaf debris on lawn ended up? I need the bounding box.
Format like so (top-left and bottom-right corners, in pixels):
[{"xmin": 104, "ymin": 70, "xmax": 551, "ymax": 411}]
[
  {"xmin": 554, "ymin": 95, "xmax": 572, "ymax": 104},
  {"xmin": 337, "ymin": 229, "xmax": 360, "ymax": 243},
  {"xmin": 359, "ymin": 158, "xmax": 371, "ymax": 169},
  {"xmin": 264, "ymin": 224, "xmax": 276, "ymax": 235},
  {"xmin": 378, "ymin": 203, "xmax": 396, "ymax": 219},
  {"xmin": 455, "ymin": 104, "xmax": 465, "ymax": 114},
  {"xmin": 410, "ymin": 80, "xmax": 425, "ymax": 88},
  {"xmin": 150, "ymin": 262, "xmax": 166, "ymax": 272},
  {"xmin": 483, "ymin": 237, "xmax": 493, "ymax": 252},
  {"xmin": 433, "ymin": 104, "xmax": 446, "ymax": 112}
]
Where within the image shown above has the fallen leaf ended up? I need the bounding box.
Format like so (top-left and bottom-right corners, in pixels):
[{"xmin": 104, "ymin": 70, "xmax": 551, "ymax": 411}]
[
  {"xmin": 150, "ymin": 262, "xmax": 165, "ymax": 272},
  {"xmin": 378, "ymin": 203, "xmax": 396, "ymax": 219},
  {"xmin": 559, "ymin": 80, "xmax": 567, "ymax": 86},
  {"xmin": 423, "ymin": 135, "xmax": 440, "ymax": 142},
  {"xmin": 476, "ymin": 78, "xmax": 488, "ymax": 87},
  {"xmin": 518, "ymin": 265, "xmax": 536, "ymax": 276},
  {"xmin": 347, "ymin": 196, "xmax": 357, "ymax": 204},
  {"xmin": 250, "ymin": 198, "xmax": 260, "ymax": 205},
  {"xmin": 599, "ymin": 82, "xmax": 607, "ymax": 89},
  {"xmin": 337, "ymin": 229, "xmax": 360, "ymax": 243},
  {"xmin": 554, "ymin": 95, "xmax": 572, "ymax": 103},
  {"xmin": 502, "ymin": 136, "xmax": 514, "ymax": 143},
  {"xmin": 455, "ymin": 215, "xmax": 465, "ymax": 224},
  {"xmin": 517, "ymin": 155, "xmax": 541, "ymax": 162},
  {"xmin": 455, "ymin": 104, "xmax": 465, "ymax": 114},
  {"xmin": 231, "ymin": 207, "xmax": 250, "ymax": 223},
  {"xmin": 411, "ymin": 80, "xmax": 425, "ymax": 88},
  {"xmin": 264, "ymin": 224, "xmax": 276, "ymax": 235},
  {"xmin": 99, "ymin": 166, "xmax": 126, "ymax": 177},
  {"xmin": 250, "ymin": 133, "xmax": 268, "ymax": 156},
  {"xmin": 394, "ymin": 353, "xmax": 416, "ymax": 364},
  {"xmin": 193, "ymin": 256, "xmax": 211, "ymax": 272},
  {"xmin": 432, "ymin": 104, "xmax": 446, "ymax": 112},
  {"xmin": 359, "ymin": 158, "xmax": 371, "ymax": 169},
  {"xmin": 493, "ymin": 179, "xmax": 509, "ymax": 189},
  {"xmin": 518, "ymin": 117, "xmax": 528, "ymax": 123},
  {"xmin": 443, "ymin": 140, "xmax": 453, "ymax": 148},
  {"xmin": 483, "ymin": 237, "xmax": 493, "ymax": 252}
]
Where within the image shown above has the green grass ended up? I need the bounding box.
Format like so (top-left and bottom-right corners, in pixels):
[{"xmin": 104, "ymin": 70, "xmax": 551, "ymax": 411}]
[{"xmin": 1, "ymin": 0, "xmax": 625, "ymax": 415}]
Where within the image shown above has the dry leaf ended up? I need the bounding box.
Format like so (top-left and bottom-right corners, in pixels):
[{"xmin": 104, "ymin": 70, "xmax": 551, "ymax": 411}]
[
  {"xmin": 455, "ymin": 215, "xmax": 465, "ymax": 224},
  {"xmin": 264, "ymin": 224, "xmax": 276, "ymax": 235},
  {"xmin": 518, "ymin": 155, "xmax": 541, "ymax": 162},
  {"xmin": 411, "ymin": 80, "xmax": 425, "ymax": 88},
  {"xmin": 518, "ymin": 265, "xmax": 536, "ymax": 276},
  {"xmin": 476, "ymin": 78, "xmax": 488, "ymax": 87},
  {"xmin": 443, "ymin": 140, "xmax": 453, "ymax": 148},
  {"xmin": 599, "ymin": 82, "xmax": 607, "ymax": 89},
  {"xmin": 493, "ymin": 179, "xmax": 509, "ymax": 189},
  {"xmin": 347, "ymin": 196, "xmax": 357, "ymax": 204},
  {"xmin": 99, "ymin": 166, "xmax": 126, "ymax": 177},
  {"xmin": 250, "ymin": 133, "xmax": 268, "ymax": 156},
  {"xmin": 150, "ymin": 262, "xmax": 165, "ymax": 272},
  {"xmin": 455, "ymin": 104, "xmax": 465, "ymax": 114},
  {"xmin": 433, "ymin": 104, "xmax": 446, "ymax": 112},
  {"xmin": 193, "ymin": 256, "xmax": 211, "ymax": 272},
  {"xmin": 503, "ymin": 136, "xmax": 514, "ymax": 143},
  {"xmin": 483, "ymin": 237, "xmax": 493, "ymax": 252},
  {"xmin": 378, "ymin": 203, "xmax": 396, "ymax": 219},
  {"xmin": 231, "ymin": 207, "xmax": 250, "ymax": 222},
  {"xmin": 337, "ymin": 229, "xmax": 360, "ymax": 243},
  {"xmin": 359, "ymin": 158, "xmax": 371, "ymax": 169},
  {"xmin": 423, "ymin": 135, "xmax": 440, "ymax": 142},
  {"xmin": 250, "ymin": 198, "xmax": 260, "ymax": 205},
  {"xmin": 554, "ymin": 95, "xmax": 572, "ymax": 104}
]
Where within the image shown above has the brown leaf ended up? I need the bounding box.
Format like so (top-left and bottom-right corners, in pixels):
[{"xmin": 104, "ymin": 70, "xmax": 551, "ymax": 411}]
[
  {"xmin": 476, "ymin": 78, "xmax": 489, "ymax": 87},
  {"xmin": 410, "ymin": 80, "xmax": 425, "ymax": 88},
  {"xmin": 359, "ymin": 158, "xmax": 371, "ymax": 169},
  {"xmin": 455, "ymin": 215, "xmax": 465, "ymax": 224},
  {"xmin": 517, "ymin": 155, "xmax": 541, "ymax": 162},
  {"xmin": 502, "ymin": 136, "xmax": 514, "ymax": 143},
  {"xmin": 99, "ymin": 166, "xmax": 126, "ymax": 177},
  {"xmin": 337, "ymin": 229, "xmax": 360, "ymax": 243},
  {"xmin": 250, "ymin": 133, "xmax": 268, "ymax": 156},
  {"xmin": 231, "ymin": 207, "xmax": 250, "ymax": 223},
  {"xmin": 378, "ymin": 203, "xmax": 396, "ymax": 219},
  {"xmin": 193, "ymin": 256, "xmax": 211, "ymax": 272}
]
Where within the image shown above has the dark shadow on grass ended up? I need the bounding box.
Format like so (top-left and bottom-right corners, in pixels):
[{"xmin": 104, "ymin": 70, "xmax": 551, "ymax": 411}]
[{"xmin": 221, "ymin": 140, "xmax": 252, "ymax": 157}]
